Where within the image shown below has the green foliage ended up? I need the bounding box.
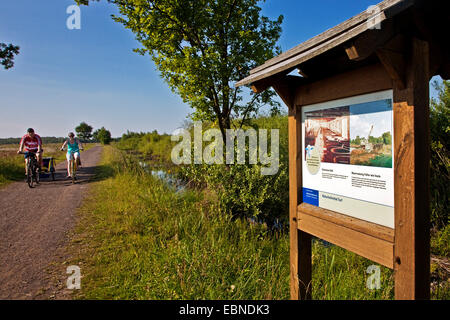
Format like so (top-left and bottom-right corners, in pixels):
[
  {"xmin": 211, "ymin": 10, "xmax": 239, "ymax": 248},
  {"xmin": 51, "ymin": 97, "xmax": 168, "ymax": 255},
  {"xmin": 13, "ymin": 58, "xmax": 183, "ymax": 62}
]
[
  {"xmin": 0, "ymin": 42, "xmax": 20, "ymax": 70},
  {"xmin": 352, "ymin": 135, "xmax": 361, "ymax": 145},
  {"xmin": 109, "ymin": 0, "xmax": 283, "ymax": 137},
  {"xmin": 368, "ymin": 135, "xmax": 382, "ymax": 144},
  {"xmin": 71, "ymin": 146, "xmax": 290, "ymax": 299},
  {"xmin": 179, "ymin": 115, "xmax": 289, "ymax": 224},
  {"xmin": 311, "ymin": 241, "xmax": 394, "ymax": 299},
  {"xmin": 117, "ymin": 130, "xmax": 175, "ymax": 163},
  {"xmin": 430, "ymin": 80, "xmax": 450, "ymax": 229},
  {"xmin": 96, "ymin": 127, "xmax": 112, "ymax": 145},
  {"xmin": 70, "ymin": 146, "xmax": 449, "ymax": 299},
  {"xmin": 366, "ymin": 154, "xmax": 392, "ymax": 168},
  {"xmin": 431, "ymin": 225, "xmax": 450, "ymax": 257},
  {"xmin": 352, "ymin": 132, "xmax": 391, "ymax": 146},
  {"xmin": 0, "ymin": 155, "xmax": 23, "ymax": 186},
  {"xmin": 75, "ymin": 122, "xmax": 93, "ymax": 141},
  {"xmin": 382, "ymin": 131, "xmax": 391, "ymax": 145}
]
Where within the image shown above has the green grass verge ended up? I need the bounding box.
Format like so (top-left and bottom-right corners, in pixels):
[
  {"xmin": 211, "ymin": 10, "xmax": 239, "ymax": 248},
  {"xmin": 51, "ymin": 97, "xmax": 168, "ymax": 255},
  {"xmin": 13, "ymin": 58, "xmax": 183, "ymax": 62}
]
[
  {"xmin": 67, "ymin": 146, "xmax": 448, "ymax": 300},
  {"xmin": 70, "ymin": 146, "xmax": 289, "ymax": 299},
  {"xmin": 0, "ymin": 156, "xmax": 24, "ymax": 187}
]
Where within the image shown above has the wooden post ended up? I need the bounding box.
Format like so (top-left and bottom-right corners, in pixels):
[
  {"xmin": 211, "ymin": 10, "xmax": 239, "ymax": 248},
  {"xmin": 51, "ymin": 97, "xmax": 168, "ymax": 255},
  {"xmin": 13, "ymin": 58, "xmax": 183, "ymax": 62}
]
[
  {"xmin": 288, "ymin": 105, "xmax": 312, "ymax": 300},
  {"xmin": 392, "ymin": 37, "xmax": 430, "ymax": 299}
]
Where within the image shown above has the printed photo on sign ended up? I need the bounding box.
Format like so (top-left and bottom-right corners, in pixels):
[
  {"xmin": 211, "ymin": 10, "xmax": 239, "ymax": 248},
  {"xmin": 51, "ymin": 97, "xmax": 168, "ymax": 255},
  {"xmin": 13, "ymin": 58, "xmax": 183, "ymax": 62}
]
[
  {"xmin": 305, "ymin": 106, "xmax": 350, "ymax": 174},
  {"xmin": 349, "ymin": 99, "xmax": 392, "ymax": 168},
  {"xmin": 301, "ymin": 90, "xmax": 395, "ymax": 228}
]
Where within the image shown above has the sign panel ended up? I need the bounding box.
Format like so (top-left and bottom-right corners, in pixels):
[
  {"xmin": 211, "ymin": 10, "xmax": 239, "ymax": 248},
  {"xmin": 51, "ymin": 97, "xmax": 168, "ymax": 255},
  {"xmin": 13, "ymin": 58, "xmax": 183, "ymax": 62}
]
[{"xmin": 301, "ymin": 90, "xmax": 394, "ymax": 228}]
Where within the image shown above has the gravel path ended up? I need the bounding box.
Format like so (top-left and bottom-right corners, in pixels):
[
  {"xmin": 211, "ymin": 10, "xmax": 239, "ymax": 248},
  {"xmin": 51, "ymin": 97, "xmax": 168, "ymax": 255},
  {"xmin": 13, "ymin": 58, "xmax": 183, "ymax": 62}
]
[{"xmin": 0, "ymin": 146, "xmax": 102, "ymax": 299}]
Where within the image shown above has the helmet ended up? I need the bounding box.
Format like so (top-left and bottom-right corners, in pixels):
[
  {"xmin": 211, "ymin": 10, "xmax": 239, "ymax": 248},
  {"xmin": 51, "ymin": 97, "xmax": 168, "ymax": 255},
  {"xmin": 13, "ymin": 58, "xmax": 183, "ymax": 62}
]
[
  {"xmin": 27, "ymin": 128, "xmax": 34, "ymax": 133},
  {"xmin": 68, "ymin": 132, "xmax": 75, "ymax": 138}
]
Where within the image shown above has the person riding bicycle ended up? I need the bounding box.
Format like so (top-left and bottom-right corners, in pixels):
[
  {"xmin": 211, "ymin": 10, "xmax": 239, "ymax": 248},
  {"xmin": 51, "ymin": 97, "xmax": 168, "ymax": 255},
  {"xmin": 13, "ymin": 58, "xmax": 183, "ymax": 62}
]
[
  {"xmin": 17, "ymin": 128, "xmax": 43, "ymax": 175},
  {"xmin": 60, "ymin": 132, "xmax": 84, "ymax": 179}
]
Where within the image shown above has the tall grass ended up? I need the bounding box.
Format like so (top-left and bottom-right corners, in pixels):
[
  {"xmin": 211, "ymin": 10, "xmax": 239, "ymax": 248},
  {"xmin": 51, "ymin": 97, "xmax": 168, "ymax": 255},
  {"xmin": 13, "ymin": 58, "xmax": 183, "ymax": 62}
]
[
  {"xmin": 70, "ymin": 146, "xmax": 290, "ymax": 299},
  {"xmin": 68, "ymin": 146, "xmax": 415, "ymax": 300},
  {"xmin": 0, "ymin": 155, "xmax": 23, "ymax": 186}
]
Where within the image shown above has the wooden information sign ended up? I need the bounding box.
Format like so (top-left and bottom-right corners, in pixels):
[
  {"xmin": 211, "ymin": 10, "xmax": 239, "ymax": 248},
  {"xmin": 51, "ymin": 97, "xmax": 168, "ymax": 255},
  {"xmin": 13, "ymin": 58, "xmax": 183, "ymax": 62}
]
[{"xmin": 237, "ymin": 0, "xmax": 450, "ymax": 299}]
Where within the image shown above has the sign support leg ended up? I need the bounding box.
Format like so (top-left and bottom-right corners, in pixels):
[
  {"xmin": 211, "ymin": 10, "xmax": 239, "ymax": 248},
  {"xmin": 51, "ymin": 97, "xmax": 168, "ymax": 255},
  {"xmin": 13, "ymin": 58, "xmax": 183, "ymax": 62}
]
[
  {"xmin": 392, "ymin": 37, "xmax": 430, "ymax": 300},
  {"xmin": 289, "ymin": 105, "xmax": 312, "ymax": 299}
]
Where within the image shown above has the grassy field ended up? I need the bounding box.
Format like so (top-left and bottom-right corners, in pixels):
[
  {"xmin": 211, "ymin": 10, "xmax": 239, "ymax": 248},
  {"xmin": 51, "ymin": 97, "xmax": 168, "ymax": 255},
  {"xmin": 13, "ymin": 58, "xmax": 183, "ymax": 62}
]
[
  {"xmin": 0, "ymin": 143, "xmax": 96, "ymax": 187},
  {"xmin": 65, "ymin": 146, "xmax": 449, "ymax": 299}
]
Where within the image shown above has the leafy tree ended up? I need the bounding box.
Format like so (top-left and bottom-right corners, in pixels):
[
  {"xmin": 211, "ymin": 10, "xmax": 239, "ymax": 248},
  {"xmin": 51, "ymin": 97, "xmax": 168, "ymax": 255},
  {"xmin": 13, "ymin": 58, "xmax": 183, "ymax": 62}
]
[
  {"xmin": 352, "ymin": 135, "xmax": 361, "ymax": 145},
  {"xmin": 92, "ymin": 128, "xmax": 100, "ymax": 142},
  {"xmin": 75, "ymin": 122, "xmax": 93, "ymax": 141},
  {"xmin": 0, "ymin": 43, "xmax": 20, "ymax": 70},
  {"xmin": 97, "ymin": 127, "xmax": 112, "ymax": 144},
  {"xmin": 77, "ymin": 0, "xmax": 283, "ymax": 141}
]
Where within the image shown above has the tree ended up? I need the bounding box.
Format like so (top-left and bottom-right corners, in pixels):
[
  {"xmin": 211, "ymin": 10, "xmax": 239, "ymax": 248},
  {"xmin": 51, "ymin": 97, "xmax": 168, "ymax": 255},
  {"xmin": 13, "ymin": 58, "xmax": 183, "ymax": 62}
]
[
  {"xmin": 96, "ymin": 127, "xmax": 112, "ymax": 144},
  {"xmin": 75, "ymin": 122, "xmax": 93, "ymax": 141},
  {"xmin": 92, "ymin": 128, "xmax": 100, "ymax": 142},
  {"xmin": 352, "ymin": 135, "xmax": 361, "ymax": 145},
  {"xmin": 78, "ymin": 0, "xmax": 283, "ymax": 141},
  {"xmin": 0, "ymin": 43, "xmax": 20, "ymax": 70}
]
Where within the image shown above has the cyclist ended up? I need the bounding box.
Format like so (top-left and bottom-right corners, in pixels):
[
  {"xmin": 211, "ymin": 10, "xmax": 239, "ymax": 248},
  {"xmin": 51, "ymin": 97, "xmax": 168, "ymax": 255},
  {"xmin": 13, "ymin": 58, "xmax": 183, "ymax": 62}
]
[
  {"xmin": 60, "ymin": 132, "xmax": 84, "ymax": 179},
  {"xmin": 17, "ymin": 128, "xmax": 43, "ymax": 175}
]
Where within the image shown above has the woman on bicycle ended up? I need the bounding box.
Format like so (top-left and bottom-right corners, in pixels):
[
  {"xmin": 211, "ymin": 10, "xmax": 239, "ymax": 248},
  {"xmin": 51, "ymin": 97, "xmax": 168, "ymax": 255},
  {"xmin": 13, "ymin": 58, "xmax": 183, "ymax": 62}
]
[{"xmin": 60, "ymin": 132, "xmax": 84, "ymax": 178}]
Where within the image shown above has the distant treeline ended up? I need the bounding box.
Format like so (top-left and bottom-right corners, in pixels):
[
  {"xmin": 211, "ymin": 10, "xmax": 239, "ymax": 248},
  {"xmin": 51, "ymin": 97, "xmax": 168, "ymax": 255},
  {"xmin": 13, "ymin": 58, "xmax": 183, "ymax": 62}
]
[{"xmin": 0, "ymin": 137, "xmax": 66, "ymax": 145}]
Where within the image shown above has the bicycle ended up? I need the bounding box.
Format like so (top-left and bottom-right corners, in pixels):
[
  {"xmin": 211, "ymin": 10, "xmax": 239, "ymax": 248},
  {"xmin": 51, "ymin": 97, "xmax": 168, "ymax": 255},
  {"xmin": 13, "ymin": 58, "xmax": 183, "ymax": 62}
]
[
  {"xmin": 20, "ymin": 151, "xmax": 40, "ymax": 188},
  {"xmin": 62, "ymin": 148, "xmax": 83, "ymax": 184}
]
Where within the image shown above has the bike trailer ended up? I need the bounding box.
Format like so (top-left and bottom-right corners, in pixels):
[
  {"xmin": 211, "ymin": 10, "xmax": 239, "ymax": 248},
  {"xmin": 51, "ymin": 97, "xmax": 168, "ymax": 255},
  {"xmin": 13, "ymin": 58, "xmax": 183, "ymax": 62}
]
[{"xmin": 40, "ymin": 157, "xmax": 56, "ymax": 180}]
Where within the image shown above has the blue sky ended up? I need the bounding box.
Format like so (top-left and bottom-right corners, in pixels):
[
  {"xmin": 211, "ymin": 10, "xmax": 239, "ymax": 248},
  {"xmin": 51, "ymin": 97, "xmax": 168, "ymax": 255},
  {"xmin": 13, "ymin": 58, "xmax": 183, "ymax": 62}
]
[
  {"xmin": 0, "ymin": 0, "xmax": 441, "ymax": 138},
  {"xmin": 349, "ymin": 99, "xmax": 392, "ymax": 140}
]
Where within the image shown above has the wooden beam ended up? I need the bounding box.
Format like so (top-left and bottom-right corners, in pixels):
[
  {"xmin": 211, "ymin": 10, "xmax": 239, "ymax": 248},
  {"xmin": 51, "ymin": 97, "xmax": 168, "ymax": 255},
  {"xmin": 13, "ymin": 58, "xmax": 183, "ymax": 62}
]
[
  {"xmin": 272, "ymin": 76, "xmax": 305, "ymax": 108},
  {"xmin": 376, "ymin": 48, "xmax": 406, "ymax": 89},
  {"xmin": 249, "ymin": 70, "xmax": 297, "ymax": 94},
  {"xmin": 298, "ymin": 203, "xmax": 394, "ymax": 243},
  {"xmin": 344, "ymin": 19, "xmax": 395, "ymax": 62},
  {"xmin": 393, "ymin": 37, "xmax": 430, "ymax": 300},
  {"xmin": 297, "ymin": 68, "xmax": 308, "ymax": 78},
  {"xmin": 344, "ymin": 45, "xmax": 360, "ymax": 61},
  {"xmin": 297, "ymin": 210, "xmax": 394, "ymax": 269},
  {"xmin": 288, "ymin": 106, "xmax": 311, "ymax": 300},
  {"xmin": 294, "ymin": 63, "xmax": 392, "ymax": 106},
  {"xmin": 235, "ymin": 11, "xmax": 391, "ymax": 88},
  {"xmin": 251, "ymin": 82, "xmax": 269, "ymax": 94},
  {"xmin": 249, "ymin": 0, "xmax": 412, "ymax": 75}
]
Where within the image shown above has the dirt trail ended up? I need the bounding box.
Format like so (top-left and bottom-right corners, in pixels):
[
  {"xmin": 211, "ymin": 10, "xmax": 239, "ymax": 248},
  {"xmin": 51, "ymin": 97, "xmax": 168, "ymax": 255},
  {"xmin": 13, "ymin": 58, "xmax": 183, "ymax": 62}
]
[{"xmin": 0, "ymin": 146, "xmax": 102, "ymax": 299}]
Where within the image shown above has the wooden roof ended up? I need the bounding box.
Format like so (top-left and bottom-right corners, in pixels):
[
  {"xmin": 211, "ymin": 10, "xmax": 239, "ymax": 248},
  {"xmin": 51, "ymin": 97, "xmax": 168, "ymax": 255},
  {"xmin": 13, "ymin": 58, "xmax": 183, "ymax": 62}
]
[{"xmin": 236, "ymin": 0, "xmax": 450, "ymax": 91}]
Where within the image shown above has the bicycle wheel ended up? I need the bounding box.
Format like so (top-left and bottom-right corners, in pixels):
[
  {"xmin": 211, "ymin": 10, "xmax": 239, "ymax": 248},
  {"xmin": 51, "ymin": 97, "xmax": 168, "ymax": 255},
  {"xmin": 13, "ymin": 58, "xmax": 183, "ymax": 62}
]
[
  {"xmin": 35, "ymin": 161, "xmax": 40, "ymax": 184},
  {"xmin": 71, "ymin": 160, "xmax": 75, "ymax": 184},
  {"xmin": 27, "ymin": 160, "xmax": 33, "ymax": 188}
]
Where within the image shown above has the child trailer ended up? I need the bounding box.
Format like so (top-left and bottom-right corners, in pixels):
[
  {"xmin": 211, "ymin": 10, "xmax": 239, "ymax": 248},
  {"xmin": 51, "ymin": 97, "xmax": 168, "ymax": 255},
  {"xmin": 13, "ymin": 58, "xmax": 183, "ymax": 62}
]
[{"xmin": 40, "ymin": 157, "xmax": 56, "ymax": 181}]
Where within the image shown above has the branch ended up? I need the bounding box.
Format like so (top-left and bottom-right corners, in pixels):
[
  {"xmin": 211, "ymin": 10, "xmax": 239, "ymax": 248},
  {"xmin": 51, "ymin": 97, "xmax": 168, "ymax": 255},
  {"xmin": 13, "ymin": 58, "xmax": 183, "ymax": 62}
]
[{"xmin": 239, "ymin": 93, "xmax": 260, "ymax": 130}]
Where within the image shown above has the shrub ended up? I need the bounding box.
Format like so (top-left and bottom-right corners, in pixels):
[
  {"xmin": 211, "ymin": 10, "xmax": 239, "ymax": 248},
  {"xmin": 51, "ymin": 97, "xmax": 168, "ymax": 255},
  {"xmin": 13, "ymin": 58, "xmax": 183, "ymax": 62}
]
[
  {"xmin": 179, "ymin": 115, "xmax": 289, "ymax": 225},
  {"xmin": 430, "ymin": 80, "xmax": 450, "ymax": 229}
]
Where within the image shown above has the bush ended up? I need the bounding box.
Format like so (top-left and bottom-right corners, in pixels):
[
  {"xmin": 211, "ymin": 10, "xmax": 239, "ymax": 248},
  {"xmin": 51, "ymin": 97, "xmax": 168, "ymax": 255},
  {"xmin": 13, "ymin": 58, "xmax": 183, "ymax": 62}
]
[
  {"xmin": 95, "ymin": 127, "xmax": 112, "ymax": 145},
  {"xmin": 179, "ymin": 115, "xmax": 289, "ymax": 225},
  {"xmin": 117, "ymin": 130, "xmax": 175, "ymax": 164},
  {"xmin": 430, "ymin": 80, "xmax": 450, "ymax": 229}
]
